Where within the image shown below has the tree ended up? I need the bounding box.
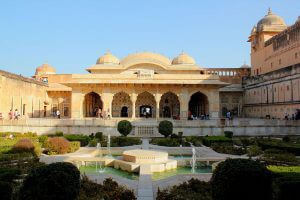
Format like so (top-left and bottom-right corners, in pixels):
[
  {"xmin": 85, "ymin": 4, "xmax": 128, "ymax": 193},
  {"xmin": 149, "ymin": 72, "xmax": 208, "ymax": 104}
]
[
  {"xmin": 19, "ymin": 162, "xmax": 80, "ymax": 200},
  {"xmin": 158, "ymin": 120, "xmax": 173, "ymax": 138},
  {"xmin": 117, "ymin": 120, "xmax": 133, "ymax": 137},
  {"xmin": 211, "ymin": 159, "xmax": 272, "ymax": 200}
]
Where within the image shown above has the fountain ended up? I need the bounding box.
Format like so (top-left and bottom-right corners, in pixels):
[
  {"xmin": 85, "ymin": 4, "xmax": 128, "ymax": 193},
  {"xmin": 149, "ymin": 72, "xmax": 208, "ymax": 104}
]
[
  {"xmin": 106, "ymin": 134, "xmax": 112, "ymax": 157},
  {"xmin": 191, "ymin": 147, "xmax": 196, "ymax": 173},
  {"xmin": 95, "ymin": 143, "xmax": 105, "ymax": 173}
]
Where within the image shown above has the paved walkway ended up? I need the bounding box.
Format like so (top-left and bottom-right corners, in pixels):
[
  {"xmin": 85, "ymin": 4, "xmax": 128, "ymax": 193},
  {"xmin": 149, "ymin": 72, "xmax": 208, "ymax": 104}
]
[{"xmin": 138, "ymin": 165, "xmax": 154, "ymax": 200}]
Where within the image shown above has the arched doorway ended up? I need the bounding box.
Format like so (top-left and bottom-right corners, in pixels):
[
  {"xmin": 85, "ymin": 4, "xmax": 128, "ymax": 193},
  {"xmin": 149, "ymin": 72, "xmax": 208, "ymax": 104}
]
[
  {"xmin": 112, "ymin": 92, "xmax": 132, "ymax": 118},
  {"xmin": 159, "ymin": 92, "xmax": 180, "ymax": 118},
  {"xmin": 121, "ymin": 106, "xmax": 128, "ymax": 117},
  {"xmin": 188, "ymin": 92, "xmax": 209, "ymax": 119},
  {"xmin": 136, "ymin": 92, "xmax": 156, "ymax": 118},
  {"xmin": 83, "ymin": 92, "xmax": 103, "ymax": 117}
]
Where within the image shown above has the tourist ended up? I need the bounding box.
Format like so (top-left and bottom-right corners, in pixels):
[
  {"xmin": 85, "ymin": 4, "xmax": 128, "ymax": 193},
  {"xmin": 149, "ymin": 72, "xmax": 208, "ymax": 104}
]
[
  {"xmin": 56, "ymin": 110, "xmax": 61, "ymax": 119},
  {"xmin": 226, "ymin": 111, "xmax": 231, "ymax": 120},
  {"xmin": 14, "ymin": 109, "xmax": 20, "ymax": 120},
  {"xmin": 9, "ymin": 109, "xmax": 14, "ymax": 120}
]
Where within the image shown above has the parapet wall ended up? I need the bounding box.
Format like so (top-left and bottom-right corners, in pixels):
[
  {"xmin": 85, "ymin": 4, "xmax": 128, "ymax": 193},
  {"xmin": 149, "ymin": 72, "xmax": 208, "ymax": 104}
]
[{"xmin": 0, "ymin": 118, "xmax": 300, "ymax": 136}]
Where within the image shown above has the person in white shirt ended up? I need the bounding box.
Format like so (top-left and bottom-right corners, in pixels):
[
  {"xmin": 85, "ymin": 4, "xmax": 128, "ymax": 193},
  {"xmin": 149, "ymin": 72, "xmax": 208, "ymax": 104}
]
[{"xmin": 56, "ymin": 110, "xmax": 61, "ymax": 119}]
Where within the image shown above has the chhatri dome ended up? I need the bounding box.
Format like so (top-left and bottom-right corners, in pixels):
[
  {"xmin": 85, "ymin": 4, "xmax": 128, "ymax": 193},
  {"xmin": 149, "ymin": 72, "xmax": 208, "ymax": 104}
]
[
  {"xmin": 96, "ymin": 51, "xmax": 120, "ymax": 64},
  {"xmin": 256, "ymin": 8, "xmax": 287, "ymax": 32},
  {"xmin": 172, "ymin": 52, "xmax": 196, "ymax": 65},
  {"xmin": 35, "ymin": 63, "xmax": 56, "ymax": 75}
]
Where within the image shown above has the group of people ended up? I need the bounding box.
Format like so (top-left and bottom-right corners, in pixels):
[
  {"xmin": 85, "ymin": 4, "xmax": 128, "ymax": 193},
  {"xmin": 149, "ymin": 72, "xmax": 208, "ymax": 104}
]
[
  {"xmin": 188, "ymin": 111, "xmax": 210, "ymax": 120},
  {"xmin": 284, "ymin": 110, "xmax": 300, "ymax": 120},
  {"xmin": 9, "ymin": 109, "xmax": 20, "ymax": 120}
]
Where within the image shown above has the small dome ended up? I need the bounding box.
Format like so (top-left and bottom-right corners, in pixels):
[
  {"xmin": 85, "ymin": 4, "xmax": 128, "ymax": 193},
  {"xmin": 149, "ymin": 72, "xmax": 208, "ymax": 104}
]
[
  {"xmin": 172, "ymin": 52, "xmax": 196, "ymax": 65},
  {"xmin": 96, "ymin": 52, "xmax": 119, "ymax": 64},
  {"xmin": 35, "ymin": 63, "xmax": 56, "ymax": 75},
  {"xmin": 120, "ymin": 52, "xmax": 171, "ymax": 66},
  {"xmin": 250, "ymin": 26, "xmax": 257, "ymax": 35},
  {"xmin": 240, "ymin": 64, "xmax": 250, "ymax": 68},
  {"xmin": 257, "ymin": 8, "xmax": 286, "ymax": 31}
]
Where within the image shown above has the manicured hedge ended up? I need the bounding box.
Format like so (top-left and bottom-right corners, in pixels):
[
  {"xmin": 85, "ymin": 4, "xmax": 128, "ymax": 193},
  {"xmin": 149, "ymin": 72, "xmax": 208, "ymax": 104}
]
[
  {"xmin": 257, "ymin": 140, "xmax": 300, "ymax": 156},
  {"xmin": 64, "ymin": 134, "xmax": 91, "ymax": 147},
  {"xmin": 111, "ymin": 137, "xmax": 142, "ymax": 147},
  {"xmin": 202, "ymin": 136, "xmax": 232, "ymax": 147},
  {"xmin": 267, "ymin": 166, "xmax": 300, "ymax": 173},
  {"xmin": 0, "ymin": 168, "xmax": 21, "ymax": 182}
]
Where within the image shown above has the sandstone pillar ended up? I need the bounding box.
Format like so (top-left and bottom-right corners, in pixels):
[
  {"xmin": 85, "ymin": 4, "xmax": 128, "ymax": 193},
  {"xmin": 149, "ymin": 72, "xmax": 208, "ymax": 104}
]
[
  {"xmin": 155, "ymin": 93, "xmax": 162, "ymax": 119},
  {"xmin": 178, "ymin": 89, "xmax": 189, "ymax": 120},
  {"xmin": 102, "ymin": 91, "xmax": 113, "ymax": 118},
  {"xmin": 130, "ymin": 93, "xmax": 137, "ymax": 118},
  {"xmin": 71, "ymin": 91, "xmax": 84, "ymax": 119},
  {"xmin": 208, "ymin": 89, "xmax": 220, "ymax": 119}
]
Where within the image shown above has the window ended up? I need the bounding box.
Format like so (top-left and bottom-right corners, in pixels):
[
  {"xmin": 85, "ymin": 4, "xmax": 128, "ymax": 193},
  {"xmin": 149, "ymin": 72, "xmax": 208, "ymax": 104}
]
[
  {"xmin": 279, "ymin": 59, "xmax": 281, "ymax": 65},
  {"xmin": 64, "ymin": 107, "xmax": 69, "ymax": 117},
  {"xmin": 296, "ymin": 53, "xmax": 298, "ymax": 59},
  {"xmin": 271, "ymin": 62, "xmax": 273, "ymax": 68},
  {"xmin": 287, "ymin": 85, "xmax": 290, "ymax": 91}
]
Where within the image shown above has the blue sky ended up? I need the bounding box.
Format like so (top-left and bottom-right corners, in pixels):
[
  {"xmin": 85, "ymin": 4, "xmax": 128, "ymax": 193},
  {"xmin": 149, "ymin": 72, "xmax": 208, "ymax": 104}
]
[{"xmin": 0, "ymin": 0, "xmax": 299, "ymax": 76}]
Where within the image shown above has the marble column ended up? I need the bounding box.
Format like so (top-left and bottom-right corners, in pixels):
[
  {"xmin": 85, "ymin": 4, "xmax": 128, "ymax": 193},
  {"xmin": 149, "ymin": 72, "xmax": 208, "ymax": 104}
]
[
  {"xmin": 208, "ymin": 89, "xmax": 220, "ymax": 119},
  {"xmin": 130, "ymin": 93, "xmax": 137, "ymax": 118},
  {"xmin": 178, "ymin": 89, "xmax": 189, "ymax": 120},
  {"xmin": 71, "ymin": 90, "xmax": 84, "ymax": 119},
  {"xmin": 154, "ymin": 93, "xmax": 162, "ymax": 119}
]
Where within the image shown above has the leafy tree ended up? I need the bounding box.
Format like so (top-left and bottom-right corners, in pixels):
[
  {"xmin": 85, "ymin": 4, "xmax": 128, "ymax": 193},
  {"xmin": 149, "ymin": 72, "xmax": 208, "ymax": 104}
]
[
  {"xmin": 117, "ymin": 120, "xmax": 133, "ymax": 137},
  {"xmin": 158, "ymin": 120, "xmax": 173, "ymax": 138},
  {"xmin": 19, "ymin": 162, "xmax": 80, "ymax": 200},
  {"xmin": 211, "ymin": 159, "xmax": 272, "ymax": 200}
]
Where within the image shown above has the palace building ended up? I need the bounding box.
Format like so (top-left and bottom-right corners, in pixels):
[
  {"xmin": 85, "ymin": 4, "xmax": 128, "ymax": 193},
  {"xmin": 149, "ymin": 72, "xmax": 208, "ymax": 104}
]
[{"xmin": 0, "ymin": 9, "xmax": 299, "ymax": 124}]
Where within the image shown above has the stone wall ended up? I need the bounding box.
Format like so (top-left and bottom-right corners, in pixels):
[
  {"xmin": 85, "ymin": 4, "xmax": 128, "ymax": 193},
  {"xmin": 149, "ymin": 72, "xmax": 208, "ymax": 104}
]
[{"xmin": 1, "ymin": 118, "xmax": 299, "ymax": 136}]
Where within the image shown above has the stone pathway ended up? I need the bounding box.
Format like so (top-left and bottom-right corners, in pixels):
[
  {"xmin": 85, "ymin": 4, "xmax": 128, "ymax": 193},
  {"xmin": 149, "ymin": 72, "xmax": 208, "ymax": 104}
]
[
  {"xmin": 141, "ymin": 138, "xmax": 150, "ymax": 150},
  {"xmin": 138, "ymin": 165, "xmax": 154, "ymax": 200}
]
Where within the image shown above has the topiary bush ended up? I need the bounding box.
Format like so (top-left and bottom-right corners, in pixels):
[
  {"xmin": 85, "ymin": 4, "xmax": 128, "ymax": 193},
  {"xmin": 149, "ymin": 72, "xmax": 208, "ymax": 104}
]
[
  {"xmin": 19, "ymin": 162, "xmax": 81, "ymax": 200},
  {"xmin": 224, "ymin": 131, "xmax": 233, "ymax": 138},
  {"xmin": 117, "ymin": 120, "xmax": 133, "ymax": 137},
  {"xmin": 46, "ymin": 137, "xmax": 70, "ymax": 154},
  {"xmin": 211, "ymin": 159, "xmax": 272, "ymax": 200},
  {"xmin": 158, "ymin": 120, "xmax": 173, "ymax": 138}
]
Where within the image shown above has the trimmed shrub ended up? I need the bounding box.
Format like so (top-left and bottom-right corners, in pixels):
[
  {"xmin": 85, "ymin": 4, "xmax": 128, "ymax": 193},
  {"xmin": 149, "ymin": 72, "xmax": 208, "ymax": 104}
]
[
  {"xmin": 12, "ymin": 138, "xmax": 35, "ymax": 154},
  {"xmin": 247, "ymin": 145, "xmax": 263, "ymax": 157},
  {"xmin": 46, "ymin": 137, "xmax": 70, "ymax": 154},
  {"xmin": 64, "ymin": 134, "xmax": 90, "ymax": 147},
  {"xmin": 157, "ymin": 178, "xmax": 211, "ymax": 200},
  {"xmin": 79, "ymin": 175, "xmax": 136, "ymax": 200},
  {"xmin": 19, "ymin": 162, "xmax": 81, "ymax": 200},
  {"xmin": 38, "ymin": 135, "xmax": 48, "ymax": 147},
  {"xmin": 158, "ymin": 120, "xmax": 173, "ymax": 138},
  {"xmin": 224, "ymin": 131, "xmax": 233, "ymax": 138},
  {"xmin": 111, "ymin": 137, "xmax": 142, "ymax": 147},
  {"xmin": 68, "ymin": 141, "xmax": 80, "ymax": 153},
  {"xmin": 150, "ymin": 138, "xmax": 181, "ymax": 147},
  {"xmin": 0, "ymin": 181, "xmax": 13, "ymax": 200},
  {"xmin": 89, "ymin": 138, "xmax": 98, "ymax": 147},
  {"xmin": 211, "ymin": 143, "xmax": 246, "ymax": 155},
  {"xmin": 263, "ymin": 149, "xmax": 297, "ymax": 163},
  {"xmin": 267, "ymin": 166, "xmax": 300, "ymax": 173},
  {"xmin": 257, "ymin": 140, "xmax": 300, "ymax": 155},
  {"xmin": 117, "ymin": 120, "xmax": 133, "ymax": 137},
  {"xmin": 55, "ymin": 131, "xmax": 64, "ymax": 137},
  {"xmin": 202, "ymin": 136, "xmax": 232, "ymax": 147},
  {"xmin": 95, "ymin": 132, "xmax": 103, "ymax": 141},
  {"xmin": 211, "ymin": 159, "xmax": 272, "ymax": 200}
]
